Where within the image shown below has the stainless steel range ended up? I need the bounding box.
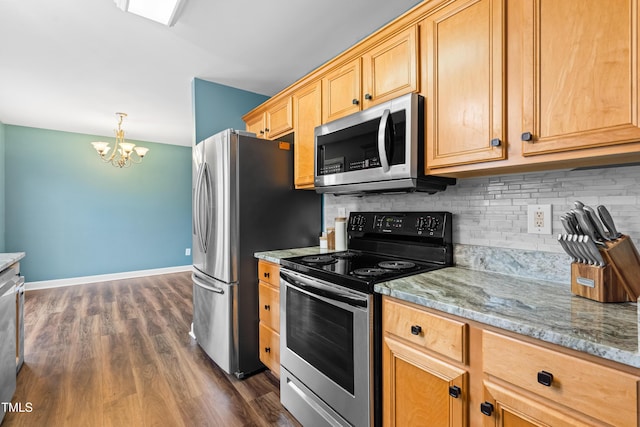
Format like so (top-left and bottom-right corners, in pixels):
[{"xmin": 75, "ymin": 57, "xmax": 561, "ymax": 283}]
[{"xmin": 279, "ymin": 211, "xmax": 453, "ymax": 427}]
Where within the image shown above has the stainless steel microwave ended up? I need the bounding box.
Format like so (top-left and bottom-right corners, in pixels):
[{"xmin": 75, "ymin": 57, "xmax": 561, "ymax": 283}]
[{"xmin": 314, "ymin": 93, "xmax": 455, "ymax": 195}]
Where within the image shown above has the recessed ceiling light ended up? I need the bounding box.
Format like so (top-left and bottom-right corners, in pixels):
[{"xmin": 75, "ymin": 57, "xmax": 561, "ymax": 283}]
[{"xmin": 114, "ymin": 0, "xmax": 186, "ymax": 27}]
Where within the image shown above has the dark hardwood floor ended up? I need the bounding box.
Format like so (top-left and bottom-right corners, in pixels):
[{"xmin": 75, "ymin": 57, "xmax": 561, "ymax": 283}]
[{"xmin": 4, "ymin": 272, "xmax": 301, "ymax": 427}]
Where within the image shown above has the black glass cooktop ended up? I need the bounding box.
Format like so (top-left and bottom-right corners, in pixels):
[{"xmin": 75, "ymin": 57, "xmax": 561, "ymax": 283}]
[{"xmin": 279, "ymin": 250, "xmax": 444, "ymax": 294}]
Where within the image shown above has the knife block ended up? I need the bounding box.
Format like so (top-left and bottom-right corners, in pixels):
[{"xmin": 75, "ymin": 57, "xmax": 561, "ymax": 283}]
[
  {"xmin": 570, "ymin": 263, "xmax": 628, "ymax": 302},
  {"xmin": 570, "ymin": 235, "xmax": 640, "ymax": 303}
]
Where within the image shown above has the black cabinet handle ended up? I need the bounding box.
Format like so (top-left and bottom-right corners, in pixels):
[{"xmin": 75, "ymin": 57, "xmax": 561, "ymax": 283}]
[
  {"xmin": 364, "ymin": 93, "xmax": 372, "ymax": 100},
  {"xmin": 521, "ymin": 131, "xmax": 533, "ymax": 142},
  {"xmin": 265, "ymin": 128, "xmax": 270, "ymax": 132},
  {"xmin": 264, "ymin": 347, "xmax": 271, "ymax": 353},
  {"xmin": 352, "ymin": 99, "xmax": 359, "ymax": 105},
  {"xmin": 449, "ymin": 385, "xmax": 461, "ymax": 398},
  {"xmin": 263, "ymin": 272, "xmax": 270, "ymax": 278},
  {"xmin": 410, "ymin": 325, "xmax": 422, "ymax": 336},
  {"xmin": 264, "ymin": 304, "xmax": 270, "ymax": 311},
  {"xmin": 490, "ymin": 138, "xmax": 501, "ymax": 147},
  {"xmin": 537, "ymin": 370, "xmax": 554, "ymax": 387},
  {"xmin": 480, "ymin": 402, "xmax": 494, "ymax": 416},
  {"xmin": 259, "ymin": 130, "xmax": 265, "ymax": 134}
]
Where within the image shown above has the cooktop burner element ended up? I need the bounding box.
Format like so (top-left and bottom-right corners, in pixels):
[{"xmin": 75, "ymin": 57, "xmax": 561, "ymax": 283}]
[
  {"xmin": 352, "ymin": 267, "xmax": 389, "ymax": 277},
  {"xmin": 280, "ymin": 211, "xmax": 453, "ymax": 293},
  {"xmin": 378, "ymin": 260, "xmax": 416, "ymax": 270},
  {"xmin": 301, "ymin": 255, "xmax": 337, "ymax": 265}
]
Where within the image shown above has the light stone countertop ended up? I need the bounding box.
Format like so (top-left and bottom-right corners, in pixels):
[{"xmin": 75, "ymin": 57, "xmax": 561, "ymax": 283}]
[
  {"xmin": 0, "ymin": 252, "xmax": 25, "ymax": 272},
  {"xmin": 255, "ymin": 247, "xmax": 640, "ymax": 369}
]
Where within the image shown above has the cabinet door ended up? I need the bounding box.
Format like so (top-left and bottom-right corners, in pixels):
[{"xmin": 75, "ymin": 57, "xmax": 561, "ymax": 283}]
[
  {"xmin": 322, "ymin": 58, "xmax": 362, "ymax": 123},
  {"xmin": 266, "ymin": 96, "xmax": 293, "ymax": 139},
  {"xmin": 423, "ymin": 0, "xmax": 506, "ymax": 169},
  {"xmin": 482, "ymin": 381, "xmax": 597, "ymax": 427},
  {"xmin": 522, "ymin": 0, "xmax": 640, "ymax": 155},
  {"xmin": 362, "ymin": 26, "xmax": 418, "ymax": 108},
  {"xmin": 293, "ymin": 80, "xmax": 322, "ymax": 189},
  {"xmin": 245, "ymin": 112, "xmax": 266, "ymax": 139},
  {"xmin": 259, "ymin": 323, "xmax": 279, "ymax": 377},
  {"xmin": 383, "ymin": 336, "xmax": 467, "ymax": 427}
]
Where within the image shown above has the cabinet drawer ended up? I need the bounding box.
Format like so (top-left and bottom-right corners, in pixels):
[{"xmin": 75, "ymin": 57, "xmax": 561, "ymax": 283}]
[
  {"xmin": 258, "ymin": 281, "xmax": 279, "ymax": 332},
  {"xmin": 383, "ymin": 297, "xmax": 466, "ymax": 363},
  {"xmin": 259, "ymin": 323, "xmax": 279, "ymax": 377},
  {"xmin": 483, "ymin": 331, "xmax": 639, "ymax": 427},
  {"xmin": 258, "ymin": 260, "xmax": 279, "ymax": 287}
]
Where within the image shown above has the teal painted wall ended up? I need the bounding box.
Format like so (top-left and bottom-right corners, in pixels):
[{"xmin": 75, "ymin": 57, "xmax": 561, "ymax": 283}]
[
  {"xmin": 4, "ymin": 125, "xmax": 192, "ymax": 282},
  {"xmin": 0, "ymin": 121, "xmax": 5, "ymax": 252},
  {"xmin": 192, "ymin": 78, "xmax": 268, "ymax": 143}
]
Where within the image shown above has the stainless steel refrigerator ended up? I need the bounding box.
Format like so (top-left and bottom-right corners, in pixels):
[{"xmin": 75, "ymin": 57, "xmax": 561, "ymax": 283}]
[{"xmin": 192, "ymin": 129, "xmax": 321, "ymax": 378}]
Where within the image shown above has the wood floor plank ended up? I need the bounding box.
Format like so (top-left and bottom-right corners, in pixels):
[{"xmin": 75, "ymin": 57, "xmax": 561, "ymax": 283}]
[{"xmin": 3, "ymin": 272, "xmax": 300, "ymax": 427}]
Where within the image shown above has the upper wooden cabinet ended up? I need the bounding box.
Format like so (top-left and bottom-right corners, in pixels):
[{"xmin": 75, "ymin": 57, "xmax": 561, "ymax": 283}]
[
  {"xmin": 245, "ymin": 97, "xmax": 293, "ymax": 140},
  {"xmin": 322, "ymin": 59, "xmax": 362, "ymax": 123},
  {"xmin": 293, "ymin": 80, "xmax": 322, "ymax": 189},
  {"xmin": 422, "ymin": 0, "xmax": 506, "ymax": 169},
  {"xmin": 521, "ymin": 0, "xmax": 640, "ymax": 156},
  {"xmin": 362, "ymin": 26, "xmax": 418, "ymax": 109},
  {"xmin": 323, "ymin": 26, "xmax": 419, "ymax": 123}
]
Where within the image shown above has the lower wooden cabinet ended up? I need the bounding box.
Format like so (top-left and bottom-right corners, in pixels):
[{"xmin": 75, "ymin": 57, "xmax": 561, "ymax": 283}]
[
  {"xmin": 382, "ymin": 296, "xmax": 640, "ymax": 427},
  {"xmin": 257, "ymin": 260, "xmax": 280, "ymax": 377},
  {"xmin": 382, "ymin": 296, "xmax": 468, "ymax": 426},
  {"xmin": 482, "ymin": 331, "xmax": 640, "ymax": 427}
]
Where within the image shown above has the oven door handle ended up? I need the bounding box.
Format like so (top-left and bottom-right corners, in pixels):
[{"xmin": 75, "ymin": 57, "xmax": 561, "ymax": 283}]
[{"xmin": 280, "ymin": 271, "xmax": 368, "ymax": 308}]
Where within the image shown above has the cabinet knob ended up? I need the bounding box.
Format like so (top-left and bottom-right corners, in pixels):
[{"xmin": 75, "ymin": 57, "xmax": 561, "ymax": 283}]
[
  {"xmin": 352, "ymin": 99, "xmax": 359, "ymax": 105},
  {"xmin": 490, "ymin": 138, "xmax": 501, "ymax": 147},
  {"xmin": 264, "ymin": 272, "xmax": 270, "ymax": 278},
  {"xmin": 537, "ymin": 370, "xmax": 554, "ymax": 387},
  {"xmin": 264, "ymin": 347, "xmax": 271, "ymax": 353},
  {"xmin": 264, "ymin": 304, "xmax": 270, "ymax": 311},
  {"xmin": 449, "ymin": 385, "xmax": 461, "ymax": 399},
  {"xmin": 259, "ymin": 130, "xmax": 265, "ymax": 134},
  {"xmin": 480, "ymin": 402, "xmax": 494, "ymax": 416},
  {"xmin": 410, "ymin": 325, "xmax": 422, "ymax": 336},
  {"xmin": 364, "ymin": 93, "xmax": 372, "ymax": 100},
  {"xmin": 265, "ymin": 128, "xmax": 270, "ymax": 132},
  {"xmin": 521, "ymin": 131, "xmax": 533, "ymax": 142}
]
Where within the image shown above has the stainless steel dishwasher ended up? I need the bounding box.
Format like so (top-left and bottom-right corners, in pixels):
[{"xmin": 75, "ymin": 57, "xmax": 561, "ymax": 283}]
[{"xmin": 0, "ymin": 264, "xmax": 20, "ymax": 424}]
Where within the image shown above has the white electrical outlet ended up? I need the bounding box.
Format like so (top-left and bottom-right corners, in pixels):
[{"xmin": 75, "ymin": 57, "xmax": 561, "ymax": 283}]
[
  {"xmin": 185, "ymin": 248, "xmax": 191, "ymax": 256},
  {"xmin": 527, "ymin": 205, "xmax": 552, "ymax": 234}
]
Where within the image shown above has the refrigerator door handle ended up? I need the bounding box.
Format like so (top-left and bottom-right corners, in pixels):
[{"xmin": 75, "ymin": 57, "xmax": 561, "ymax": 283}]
[
  {"xmin": 202, "ymin": 163, "xmax": 214, "ymax": 254},
  {"xmin": 194, "ymin": 163, "xmax": 206, "ymax": 252},
  {"xmin": 192, "ymin": 273, "xmax": 225, "ymax": 294}
]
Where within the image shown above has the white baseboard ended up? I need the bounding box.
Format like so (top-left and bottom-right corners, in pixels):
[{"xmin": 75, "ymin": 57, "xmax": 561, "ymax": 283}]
[{"xmin": 25, "ymin": 265, "xmax": 192, "ymax": 291}]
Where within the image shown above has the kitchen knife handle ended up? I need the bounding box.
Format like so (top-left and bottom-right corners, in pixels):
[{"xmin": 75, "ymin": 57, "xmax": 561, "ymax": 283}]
[
  {"xmin": 597, "ymin": 205, "xmax": 622, "ymax": 238},
  {"xmin": 573, "ymin": 209, "xmax": 600, "ymax": 244},
  {"xmin": 583, "ymin": 206, "xmax": 611, "ymax": 241}
]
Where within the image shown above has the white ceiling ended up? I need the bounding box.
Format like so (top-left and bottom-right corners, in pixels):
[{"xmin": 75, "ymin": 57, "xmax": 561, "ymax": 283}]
[{"xmin": 0, "ymin": 0, "xmax": 421, "ymax": 146}]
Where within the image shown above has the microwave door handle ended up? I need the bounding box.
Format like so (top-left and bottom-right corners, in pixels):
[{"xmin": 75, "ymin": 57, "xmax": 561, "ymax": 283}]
[{"xmin": 378, "ymin": 109, "xmax": 392, "ymax": 172}]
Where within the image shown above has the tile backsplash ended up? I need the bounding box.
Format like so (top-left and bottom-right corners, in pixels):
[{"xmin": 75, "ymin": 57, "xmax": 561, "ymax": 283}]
[{"xmin": 323, "ymin": 164, "xmax": 640, "ymax": 255}]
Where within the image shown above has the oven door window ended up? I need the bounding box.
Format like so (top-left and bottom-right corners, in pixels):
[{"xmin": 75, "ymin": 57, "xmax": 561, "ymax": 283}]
[
  {"xmin": 286, "ymin": 287, "xmax": 355, "ymax": 394},
  {"xmin": 316, "ymin": 110, "xmax": 406, "ymax": 176}
]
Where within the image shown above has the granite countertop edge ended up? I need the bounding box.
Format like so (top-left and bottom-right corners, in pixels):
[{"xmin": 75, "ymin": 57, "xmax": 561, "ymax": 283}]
[
  {"xmin": 0, "ymin": 252, "xmax": 26, "ymax": 272},
  {"xmin": 255, "ymin": 247, "xmax": 640, "ymax": 369}
]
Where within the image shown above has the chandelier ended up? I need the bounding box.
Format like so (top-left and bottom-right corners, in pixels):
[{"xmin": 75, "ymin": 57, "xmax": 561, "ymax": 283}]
[{"xmin": 91, "ymin": 113, "xmax": 149, "ymax": 168}]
